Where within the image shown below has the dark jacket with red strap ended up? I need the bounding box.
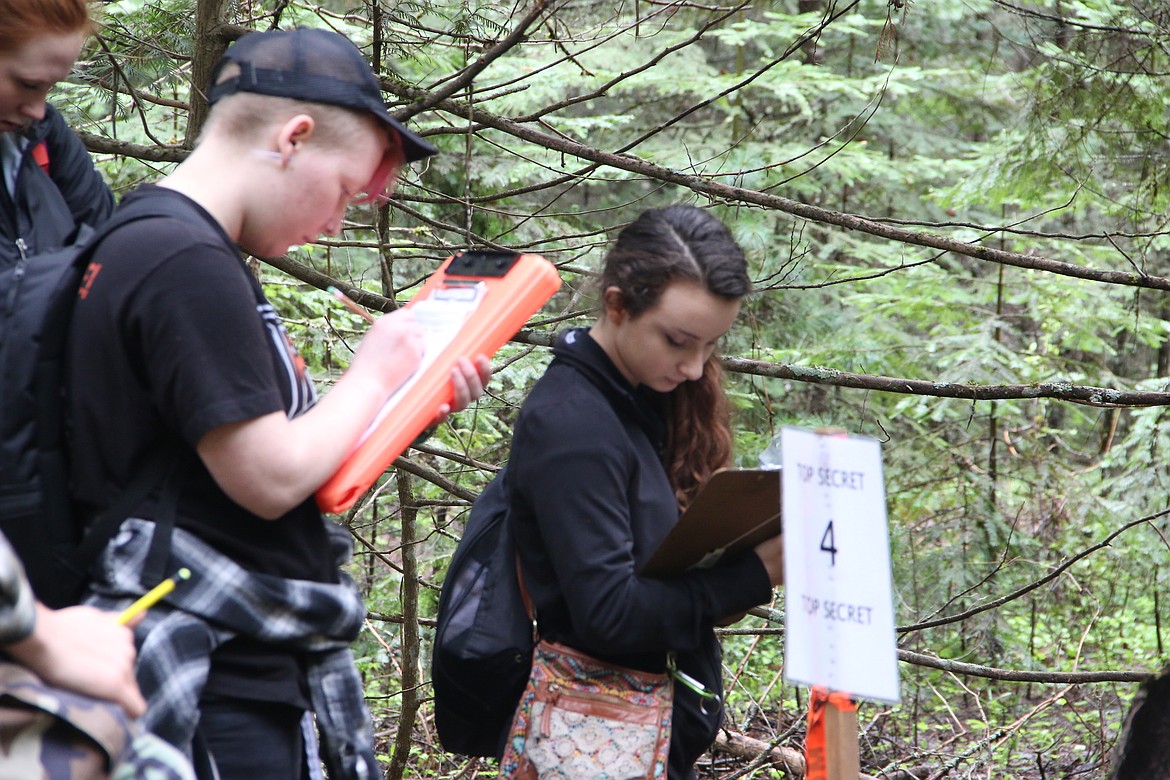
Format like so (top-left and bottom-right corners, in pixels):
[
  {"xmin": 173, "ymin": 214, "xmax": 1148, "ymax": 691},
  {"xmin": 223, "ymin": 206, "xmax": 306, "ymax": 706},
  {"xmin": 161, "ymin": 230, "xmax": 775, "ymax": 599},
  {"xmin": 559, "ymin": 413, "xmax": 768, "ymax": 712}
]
[{"xmin": 0, "ymin": 104, "xmax": 114, "ymax": 267}]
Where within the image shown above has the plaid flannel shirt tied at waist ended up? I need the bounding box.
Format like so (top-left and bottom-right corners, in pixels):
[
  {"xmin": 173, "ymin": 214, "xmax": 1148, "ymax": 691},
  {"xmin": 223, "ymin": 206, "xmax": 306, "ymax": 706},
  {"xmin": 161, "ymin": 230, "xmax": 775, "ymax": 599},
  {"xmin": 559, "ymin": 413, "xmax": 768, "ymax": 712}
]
[{"xmin": 84, "ymin": 516, "xmax": 378, "ymax": 780}]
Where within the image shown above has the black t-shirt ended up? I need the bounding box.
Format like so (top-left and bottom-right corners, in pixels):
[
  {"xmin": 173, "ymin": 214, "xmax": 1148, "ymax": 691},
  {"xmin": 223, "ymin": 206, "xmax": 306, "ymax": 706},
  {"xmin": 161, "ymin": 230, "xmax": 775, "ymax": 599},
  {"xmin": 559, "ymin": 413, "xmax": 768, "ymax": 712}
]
[{"xmin": 67, "ymin": 185, "xmax": 336, "ymax": 706}]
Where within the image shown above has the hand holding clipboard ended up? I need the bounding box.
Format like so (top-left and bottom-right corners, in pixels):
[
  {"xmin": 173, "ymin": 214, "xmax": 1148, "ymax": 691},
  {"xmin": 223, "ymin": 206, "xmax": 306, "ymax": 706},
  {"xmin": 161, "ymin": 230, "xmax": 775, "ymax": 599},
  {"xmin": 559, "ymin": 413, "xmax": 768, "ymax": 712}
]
[
  {"xmin": 316, "ymin": 251, "xmax": 561, "ymax": 514},
  {"xmin": 640, "ymin": 469, "xmax": 782, "ymax": 578}
]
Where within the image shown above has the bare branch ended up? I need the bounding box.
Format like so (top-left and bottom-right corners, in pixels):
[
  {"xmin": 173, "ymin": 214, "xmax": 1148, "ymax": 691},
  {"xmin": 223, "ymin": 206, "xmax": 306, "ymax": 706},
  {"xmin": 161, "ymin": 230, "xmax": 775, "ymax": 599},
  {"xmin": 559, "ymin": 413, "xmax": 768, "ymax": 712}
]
[
  {"xmin": 897, "ymin": 649, "xmax": 1147, "ymax": 684},
  {"xmin": 77, "ymin": 132, "xmax": 188, "ymax": 163},
  {"xmin": 254, "ymin": 250, "xmax": 1170, "ymax": 410},
  {"xmin": 723, "ymin": 357, "xmax": 1170, "ymax": 407}
]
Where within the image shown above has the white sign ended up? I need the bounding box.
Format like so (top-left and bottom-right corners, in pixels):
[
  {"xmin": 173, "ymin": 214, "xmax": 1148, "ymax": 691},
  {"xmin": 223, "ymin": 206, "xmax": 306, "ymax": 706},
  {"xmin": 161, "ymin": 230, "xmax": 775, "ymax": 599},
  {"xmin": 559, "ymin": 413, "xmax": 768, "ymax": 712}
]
[{"xmin": 781, "ymin": 426, "xmax": 900, "ymax": 703}]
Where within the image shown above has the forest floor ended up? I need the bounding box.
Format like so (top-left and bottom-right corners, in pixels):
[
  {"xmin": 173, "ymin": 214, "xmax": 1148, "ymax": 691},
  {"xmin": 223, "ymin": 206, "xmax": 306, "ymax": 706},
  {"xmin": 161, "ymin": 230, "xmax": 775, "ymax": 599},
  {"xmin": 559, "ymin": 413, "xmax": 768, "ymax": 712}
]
[{"xmin": 689, "ymin": 682, "xmax": 1135, "ymax": 780}]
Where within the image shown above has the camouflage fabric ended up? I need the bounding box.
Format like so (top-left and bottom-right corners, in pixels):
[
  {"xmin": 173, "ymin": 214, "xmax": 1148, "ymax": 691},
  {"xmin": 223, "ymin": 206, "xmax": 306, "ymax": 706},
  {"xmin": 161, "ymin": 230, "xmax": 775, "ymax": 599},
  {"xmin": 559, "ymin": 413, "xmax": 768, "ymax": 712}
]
[
  {"xmin": 0, "ymin": 662, "xmax": 194, "ymax": 780},
  {"xmin": 110, "ymin": 730, "xmax": 201, "ymax": 780},
  {"xmin": 0, "ymin": 533, "xmax": 37, "ymax": 646}
]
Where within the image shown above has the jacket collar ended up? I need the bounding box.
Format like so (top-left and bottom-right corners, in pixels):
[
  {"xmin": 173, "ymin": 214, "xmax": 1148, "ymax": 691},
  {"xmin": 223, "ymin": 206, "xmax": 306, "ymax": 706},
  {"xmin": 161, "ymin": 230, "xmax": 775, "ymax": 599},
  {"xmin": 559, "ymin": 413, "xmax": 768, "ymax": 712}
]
[
  {"xmin": 552, "ymin": 327, "xmax": 669, "ymax": 453},
  {"xmin": 1, "ymin": 107, "xmax": 56, "ymax": 197},
  {"xmin": 13, "ymin": 104, "xmax": 55, "ymax": 147}
]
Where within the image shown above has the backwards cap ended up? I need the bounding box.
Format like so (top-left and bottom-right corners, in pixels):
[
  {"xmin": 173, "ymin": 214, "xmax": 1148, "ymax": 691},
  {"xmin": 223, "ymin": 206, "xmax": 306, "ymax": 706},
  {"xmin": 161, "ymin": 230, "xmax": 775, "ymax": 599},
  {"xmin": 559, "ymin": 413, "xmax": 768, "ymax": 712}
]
[{"xmin": 207, "ymin": 27, "xmax": 438, "ymax": 163}]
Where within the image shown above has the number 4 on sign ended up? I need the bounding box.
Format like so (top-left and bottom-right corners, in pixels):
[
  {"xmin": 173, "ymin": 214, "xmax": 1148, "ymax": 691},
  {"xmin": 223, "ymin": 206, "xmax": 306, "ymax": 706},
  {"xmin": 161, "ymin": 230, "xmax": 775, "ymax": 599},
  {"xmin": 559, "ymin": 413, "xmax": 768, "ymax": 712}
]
[{"xmin": 819, "ymin": 520, "xmax": 838, "ymax": 566}]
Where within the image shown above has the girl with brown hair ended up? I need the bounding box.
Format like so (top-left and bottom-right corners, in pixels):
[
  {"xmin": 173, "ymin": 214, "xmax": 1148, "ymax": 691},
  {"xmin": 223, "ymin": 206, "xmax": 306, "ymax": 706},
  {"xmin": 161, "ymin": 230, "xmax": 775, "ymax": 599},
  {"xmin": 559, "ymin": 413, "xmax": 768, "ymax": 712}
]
[{"xmin": 503, "ymin": 204, "xmax": 784, "ymax": 778}]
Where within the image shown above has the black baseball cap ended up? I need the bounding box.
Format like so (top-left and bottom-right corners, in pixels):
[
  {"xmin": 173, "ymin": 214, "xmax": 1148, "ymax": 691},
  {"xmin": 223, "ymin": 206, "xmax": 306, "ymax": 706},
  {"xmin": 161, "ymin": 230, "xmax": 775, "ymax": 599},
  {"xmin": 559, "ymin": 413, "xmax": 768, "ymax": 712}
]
[{"xmin": 208, "ymin": 27, "xmax": 438, "ymax": 162}]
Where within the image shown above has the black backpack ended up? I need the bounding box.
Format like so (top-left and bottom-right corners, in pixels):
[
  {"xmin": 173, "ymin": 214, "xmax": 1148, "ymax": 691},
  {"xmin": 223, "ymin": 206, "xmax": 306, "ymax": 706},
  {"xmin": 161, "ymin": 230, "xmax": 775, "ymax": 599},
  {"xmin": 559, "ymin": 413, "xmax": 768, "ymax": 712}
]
[
  {"xmin": 432, "ymin": 471, "xmax": 536, "ymax": 758},
  {"xmin": 0, "ymin": 204, "xmax": 178, "ymax": 609}
]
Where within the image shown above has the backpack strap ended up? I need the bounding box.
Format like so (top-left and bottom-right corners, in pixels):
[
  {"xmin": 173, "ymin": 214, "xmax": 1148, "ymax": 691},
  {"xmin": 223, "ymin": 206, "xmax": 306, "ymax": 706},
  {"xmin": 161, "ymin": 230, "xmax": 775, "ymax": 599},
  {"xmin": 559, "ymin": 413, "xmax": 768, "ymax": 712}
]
[
  {"xmin": 140, "ymin": 449, "xmax": 190, "ymax": 587},
  {"xmin": 515, "ymin": 551, "xmax": 536, "ymax": 630},
  {"xmin": 54, "ymin": 202, "xmax": 197, "ymax": 591},
  {"xmin": 66, "ymin": 449, "xmax": 188, "ymax": 590},
  {"xmin": 506, "ymin": 469, "xmax": 536, "ymax": 631}
]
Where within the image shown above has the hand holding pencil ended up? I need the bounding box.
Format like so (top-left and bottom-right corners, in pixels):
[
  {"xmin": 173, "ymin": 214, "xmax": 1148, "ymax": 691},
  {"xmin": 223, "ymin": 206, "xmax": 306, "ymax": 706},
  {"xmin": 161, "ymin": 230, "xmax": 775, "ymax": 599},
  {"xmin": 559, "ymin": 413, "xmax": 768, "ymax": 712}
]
[{"xmin": 5, "ymin": 600, "xmax": 153, "ymax": 717}]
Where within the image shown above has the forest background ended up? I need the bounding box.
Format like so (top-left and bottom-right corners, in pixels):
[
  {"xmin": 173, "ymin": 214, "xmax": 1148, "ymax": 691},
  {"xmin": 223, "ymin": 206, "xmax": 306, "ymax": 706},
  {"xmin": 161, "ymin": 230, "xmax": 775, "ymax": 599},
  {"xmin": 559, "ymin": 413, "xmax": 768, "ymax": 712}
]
[{"xmin": 60, "ymin": 0, "xmax": 1169, "ymax": 777}]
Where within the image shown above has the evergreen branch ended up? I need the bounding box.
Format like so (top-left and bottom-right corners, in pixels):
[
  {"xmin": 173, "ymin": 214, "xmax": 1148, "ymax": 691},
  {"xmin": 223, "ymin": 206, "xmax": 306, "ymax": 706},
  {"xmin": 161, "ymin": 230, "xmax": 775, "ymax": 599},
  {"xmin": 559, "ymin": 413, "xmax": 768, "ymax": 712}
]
[
  {"xmin": 397, "ymin": 0, "xmax": 555, "ymax": 119},
  {"xmin": 898, "ymin": 511, "xmax": 1167, "ymax": 633},
  {"xmin": 513, "ymin": 1, "xmax": 750, "ymax": 124},
  {"xmin": 377, "ymin": 83, "xmax": 1170, "ymax": 293},
  {"xmin": 92, "ymin": 34, "xmax": 171, "ymax": 148},
  {"xmin": 610, "ymin": 0, "xmax": 863, "ymax": 159}
]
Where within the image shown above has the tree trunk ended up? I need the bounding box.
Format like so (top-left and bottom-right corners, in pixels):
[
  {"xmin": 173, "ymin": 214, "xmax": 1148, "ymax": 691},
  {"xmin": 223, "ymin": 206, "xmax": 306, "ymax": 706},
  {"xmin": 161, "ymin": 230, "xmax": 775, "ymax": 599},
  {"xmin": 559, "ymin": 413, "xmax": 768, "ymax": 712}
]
[{"xmin": 186, "ymin": 0, "xmax": 233, "ymax": 147}]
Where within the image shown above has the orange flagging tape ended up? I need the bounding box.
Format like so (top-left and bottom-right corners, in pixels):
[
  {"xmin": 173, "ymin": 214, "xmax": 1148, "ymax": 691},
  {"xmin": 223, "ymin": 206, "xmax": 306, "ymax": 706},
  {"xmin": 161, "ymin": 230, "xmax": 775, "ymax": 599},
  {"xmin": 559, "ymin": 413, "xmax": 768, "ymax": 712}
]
[{"xmin": 805, "ymin": 686, "xmax": 857, "ymax": 780}]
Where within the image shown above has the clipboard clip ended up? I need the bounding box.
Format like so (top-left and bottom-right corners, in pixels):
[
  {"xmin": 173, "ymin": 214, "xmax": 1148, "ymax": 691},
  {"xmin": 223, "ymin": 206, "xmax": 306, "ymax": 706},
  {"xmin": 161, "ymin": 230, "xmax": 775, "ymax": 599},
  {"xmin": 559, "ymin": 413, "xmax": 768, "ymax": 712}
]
[
  {"xmin": 688, "ymin": 511, "xmax": 781, "ymax": 572},
  {"xmin": 693, "ymin": 548, "xmax": 728, "ymax": 570}
]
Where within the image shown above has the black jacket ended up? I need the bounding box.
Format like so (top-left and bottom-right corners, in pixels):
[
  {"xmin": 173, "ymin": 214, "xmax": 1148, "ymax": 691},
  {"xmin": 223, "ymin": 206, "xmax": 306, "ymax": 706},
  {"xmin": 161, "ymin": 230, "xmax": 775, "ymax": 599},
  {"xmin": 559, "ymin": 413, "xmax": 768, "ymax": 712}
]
[
  {"xmin": 0, "ymin": 104, "xmax": 114, "ymax": 266},
  {"xmin": 507, "ymin": 328, "xmax": 773, "ymax": 779}
]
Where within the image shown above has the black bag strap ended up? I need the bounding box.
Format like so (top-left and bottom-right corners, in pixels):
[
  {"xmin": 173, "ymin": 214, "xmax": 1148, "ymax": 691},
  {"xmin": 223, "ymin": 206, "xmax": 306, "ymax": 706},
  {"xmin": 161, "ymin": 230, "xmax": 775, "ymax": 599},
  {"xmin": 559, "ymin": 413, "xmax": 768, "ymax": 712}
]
[
  {"xmin": 65, "ymin": 448, "xmax": 190, "ymax": 588},
  {"xmin": 190, "ymin": 728, "xmax": 222, "ymax": 780},
  {"xmin": 55, "ymin": 201, "xmax": 199, "ymax": 590},
  {"xmin": 140, "ymin": 450, "xmax": 189, "ymax": 587},
  {"xmin": 508, "ymin": 482, "xmax": 537, "ymax": 638},
  {"xmin": 496, "ymin": 468, "xmax": 537, "ymax": 640},
  {"xmin": 515, "ymin": 551, "xmax": 535, "ymax": 628}
]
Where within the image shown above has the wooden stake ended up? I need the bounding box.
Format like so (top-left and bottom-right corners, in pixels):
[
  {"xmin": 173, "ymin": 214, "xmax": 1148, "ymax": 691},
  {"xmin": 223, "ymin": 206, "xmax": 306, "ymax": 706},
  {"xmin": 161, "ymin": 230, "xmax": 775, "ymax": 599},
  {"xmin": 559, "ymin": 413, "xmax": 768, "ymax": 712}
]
[
  {"xmin": 806, "ymin": 687, "xmax": 859, "ymax": 780},
  {"xmin": 823, "ymin": 696, "xmax": 860, "ymax": 780}
]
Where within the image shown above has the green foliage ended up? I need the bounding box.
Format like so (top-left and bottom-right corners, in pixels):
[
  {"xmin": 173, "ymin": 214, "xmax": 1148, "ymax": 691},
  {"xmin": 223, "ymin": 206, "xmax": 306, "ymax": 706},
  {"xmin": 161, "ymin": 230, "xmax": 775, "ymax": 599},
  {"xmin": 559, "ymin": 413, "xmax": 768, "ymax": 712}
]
[{"xmin": 63, "ymin": 0, "xmax": 1170, "ymax": 775}]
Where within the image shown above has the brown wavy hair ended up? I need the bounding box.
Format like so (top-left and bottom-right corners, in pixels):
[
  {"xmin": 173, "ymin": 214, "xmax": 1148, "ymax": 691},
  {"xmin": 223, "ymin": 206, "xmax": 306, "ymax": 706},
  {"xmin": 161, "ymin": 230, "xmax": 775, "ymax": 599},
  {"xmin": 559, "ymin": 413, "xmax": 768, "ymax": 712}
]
[
  {"xmin": 598, "ymin": 205, "xmax": 750, "ymax": 509},
  {"xmin": 0, "ymin": 0, "xmax": 92, "ymax": 54}
]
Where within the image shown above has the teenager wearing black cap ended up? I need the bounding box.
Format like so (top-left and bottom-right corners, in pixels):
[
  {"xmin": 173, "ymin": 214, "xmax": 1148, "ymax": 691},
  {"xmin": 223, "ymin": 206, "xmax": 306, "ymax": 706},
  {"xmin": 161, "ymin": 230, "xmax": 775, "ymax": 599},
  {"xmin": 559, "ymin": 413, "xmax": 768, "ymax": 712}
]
[{"xmin": 65, "ymin": 27, "xmax": 489, "ymax": 780}]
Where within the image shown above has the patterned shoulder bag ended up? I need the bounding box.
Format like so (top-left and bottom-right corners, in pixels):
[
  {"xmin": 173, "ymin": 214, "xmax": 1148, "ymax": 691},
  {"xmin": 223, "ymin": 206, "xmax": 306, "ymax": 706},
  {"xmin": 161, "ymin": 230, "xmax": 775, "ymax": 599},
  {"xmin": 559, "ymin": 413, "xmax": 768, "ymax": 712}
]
[{"xmin": 499, "ymin": 639, "xmax": 673, "ymax": 779}]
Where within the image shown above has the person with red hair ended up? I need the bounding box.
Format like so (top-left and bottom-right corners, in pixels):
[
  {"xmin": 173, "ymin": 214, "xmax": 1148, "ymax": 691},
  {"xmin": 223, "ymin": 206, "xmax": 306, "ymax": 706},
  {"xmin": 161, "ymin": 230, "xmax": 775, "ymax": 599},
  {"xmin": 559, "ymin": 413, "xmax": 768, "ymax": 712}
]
[{"xmin": 0, "ymin": 0, "xmax": 113, "ymax": 267}]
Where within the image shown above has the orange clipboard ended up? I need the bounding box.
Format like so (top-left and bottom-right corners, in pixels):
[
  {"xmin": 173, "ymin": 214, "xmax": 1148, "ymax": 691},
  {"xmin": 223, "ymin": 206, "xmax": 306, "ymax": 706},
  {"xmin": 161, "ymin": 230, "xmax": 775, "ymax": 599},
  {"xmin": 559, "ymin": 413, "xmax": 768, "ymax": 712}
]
[{"xmin": 316, "ymin": 250, "xmax": 561, "ymax": 514}]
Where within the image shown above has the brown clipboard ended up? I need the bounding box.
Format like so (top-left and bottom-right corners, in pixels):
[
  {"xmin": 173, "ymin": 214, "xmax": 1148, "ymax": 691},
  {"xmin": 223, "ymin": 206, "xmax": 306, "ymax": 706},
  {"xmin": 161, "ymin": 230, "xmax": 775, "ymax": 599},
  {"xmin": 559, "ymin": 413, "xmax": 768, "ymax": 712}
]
[{"xmin": 641, "ymin": 469, "xmax": 781, "ymax": 578}]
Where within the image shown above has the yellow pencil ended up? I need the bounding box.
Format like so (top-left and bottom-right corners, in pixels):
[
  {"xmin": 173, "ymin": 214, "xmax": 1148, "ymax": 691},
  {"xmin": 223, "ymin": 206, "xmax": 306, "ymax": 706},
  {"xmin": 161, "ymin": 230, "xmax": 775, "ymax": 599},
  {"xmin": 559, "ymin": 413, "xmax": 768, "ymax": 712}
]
[
  {"xmin": 117, "ymin": 567, "xmax": 191, "ymax": 625},
  {"xmin": 327, "ymin": 286, "xmax": 377, "ymax": 324}
]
